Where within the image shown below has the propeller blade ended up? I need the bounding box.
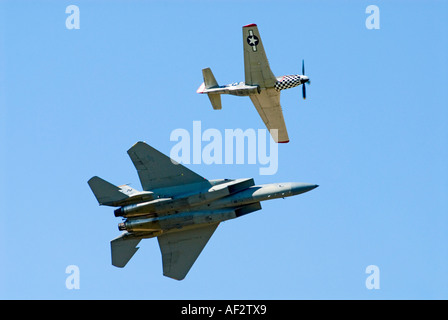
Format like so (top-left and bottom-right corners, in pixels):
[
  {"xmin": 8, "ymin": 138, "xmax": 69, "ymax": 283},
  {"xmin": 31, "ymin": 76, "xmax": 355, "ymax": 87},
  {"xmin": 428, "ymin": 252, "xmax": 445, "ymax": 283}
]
[
  {"xmin": 302, "ymin": 82, "xmax": 306, "ymax": 100},
  {"xmin": 302, "ymin": 59, "xmax": 305, "ymax": 75}
]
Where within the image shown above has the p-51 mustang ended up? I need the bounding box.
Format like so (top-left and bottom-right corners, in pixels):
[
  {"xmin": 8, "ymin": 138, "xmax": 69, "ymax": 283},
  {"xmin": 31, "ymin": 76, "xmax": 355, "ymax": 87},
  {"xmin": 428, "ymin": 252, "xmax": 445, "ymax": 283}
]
[{"xmin": 197, "ymin": 23, "xmax": 310, "ymax": 143}]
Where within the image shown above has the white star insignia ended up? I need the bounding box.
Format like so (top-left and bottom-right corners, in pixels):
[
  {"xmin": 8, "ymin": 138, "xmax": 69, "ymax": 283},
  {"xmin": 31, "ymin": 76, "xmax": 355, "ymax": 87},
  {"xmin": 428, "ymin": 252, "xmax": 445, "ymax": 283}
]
[{"xmin": 249, "ymin": 36, "xmax": 259, "ymax": 46}]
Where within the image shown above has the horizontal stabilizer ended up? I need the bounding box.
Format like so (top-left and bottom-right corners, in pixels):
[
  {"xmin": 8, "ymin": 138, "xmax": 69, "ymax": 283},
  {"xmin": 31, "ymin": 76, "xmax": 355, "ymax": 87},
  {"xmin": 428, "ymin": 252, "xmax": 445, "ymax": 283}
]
[
  {"xmin": 198, "ymin": 68, "xmax": 222, "ymax": 110},
  {"xmin": 111, "ymin": 235, "xmax": 141, "ymax": 268},
  {"xmin": 207, "ymin": 93, "xmax": 222, "ymax": 110},
  {"xmin": 202, "ymin": 67, "xmax": 218, "ymax": 89},
  {"xmin": 88, "ymin": 176, "xmax": 154, "ymax": 207},
  {"xmin": 88, "ymin": 176, "xmax": 129, "ymax": 206}
]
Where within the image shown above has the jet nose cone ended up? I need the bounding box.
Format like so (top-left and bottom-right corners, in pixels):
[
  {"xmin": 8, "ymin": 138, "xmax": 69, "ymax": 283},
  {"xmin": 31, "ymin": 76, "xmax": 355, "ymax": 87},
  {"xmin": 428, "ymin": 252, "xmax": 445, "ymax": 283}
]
[{"xmin": 290, "ymin": 182, "xmax": 318, "ymax": 195}]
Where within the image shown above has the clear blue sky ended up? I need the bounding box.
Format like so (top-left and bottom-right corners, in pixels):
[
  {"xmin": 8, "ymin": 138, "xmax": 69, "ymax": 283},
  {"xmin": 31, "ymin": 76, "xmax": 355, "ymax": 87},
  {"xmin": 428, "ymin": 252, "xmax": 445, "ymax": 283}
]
[{"xmin": 0, "ymin": 0, "xmax": 447, "ymax": 299}]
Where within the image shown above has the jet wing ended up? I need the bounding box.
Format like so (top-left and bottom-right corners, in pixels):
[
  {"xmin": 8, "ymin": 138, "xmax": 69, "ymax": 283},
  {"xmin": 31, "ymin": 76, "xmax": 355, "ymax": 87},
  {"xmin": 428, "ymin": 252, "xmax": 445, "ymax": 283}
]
[
  {"xmin": 243, "ymin": 24, "xmax": 277, "ymax": 88},
  {"xmin": 127, "ymin": 141, "xmax": 207, "ymax": 191},
  {"xmin": 249, "ymin": 88, "xmax": 289, "ymax": 143},
  {"xmin": 157, "ymin": 223, "xmax": 219, "ymax": 280}
]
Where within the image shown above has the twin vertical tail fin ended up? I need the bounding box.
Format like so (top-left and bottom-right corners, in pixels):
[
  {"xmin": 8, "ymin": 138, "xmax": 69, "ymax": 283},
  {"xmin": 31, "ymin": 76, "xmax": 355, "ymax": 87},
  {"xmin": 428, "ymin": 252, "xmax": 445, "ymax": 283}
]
[{"xmin": 197, "ymin": 67, "xmax": 222, "ymax": 110}]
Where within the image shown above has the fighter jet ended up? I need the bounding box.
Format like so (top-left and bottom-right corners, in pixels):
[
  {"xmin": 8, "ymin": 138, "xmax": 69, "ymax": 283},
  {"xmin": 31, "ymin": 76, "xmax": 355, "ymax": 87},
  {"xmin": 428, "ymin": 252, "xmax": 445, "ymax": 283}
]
[
  {"xmin": 197, "ymin": 23, "xmax": 310, "ymax": 144},
  {"xmin": 88, "ymin": 141, "xmax": 318, "ymax": 280}
]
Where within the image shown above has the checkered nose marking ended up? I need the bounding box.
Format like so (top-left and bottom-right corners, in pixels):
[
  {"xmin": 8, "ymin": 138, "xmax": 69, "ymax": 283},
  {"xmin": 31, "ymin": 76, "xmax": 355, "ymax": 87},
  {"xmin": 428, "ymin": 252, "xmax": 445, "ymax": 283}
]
[{"xmin": 274, "ymin": 75, "xmax": 303, "ymax": 91}]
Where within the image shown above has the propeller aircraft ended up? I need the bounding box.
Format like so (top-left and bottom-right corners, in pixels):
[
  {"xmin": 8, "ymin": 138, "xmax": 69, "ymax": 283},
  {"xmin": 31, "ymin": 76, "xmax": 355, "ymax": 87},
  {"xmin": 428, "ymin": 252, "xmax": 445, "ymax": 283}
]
[{"xmin": 197, "ymin": 23, "xmax": 310, "ymax": 143}]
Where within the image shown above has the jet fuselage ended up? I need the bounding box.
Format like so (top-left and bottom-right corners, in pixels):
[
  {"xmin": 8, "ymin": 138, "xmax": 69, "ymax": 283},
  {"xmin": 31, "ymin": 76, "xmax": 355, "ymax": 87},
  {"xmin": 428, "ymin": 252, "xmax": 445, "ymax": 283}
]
[{"xmin": 117, "ymin": 182, "xmax": 317, "ymax": 236}]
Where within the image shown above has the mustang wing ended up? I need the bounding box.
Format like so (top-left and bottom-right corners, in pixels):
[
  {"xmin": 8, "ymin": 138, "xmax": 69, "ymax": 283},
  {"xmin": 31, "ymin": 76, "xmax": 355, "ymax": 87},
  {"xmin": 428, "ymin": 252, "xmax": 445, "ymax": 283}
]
[
  {"xmin": 249, "ymin": 88, "xmax": 289, "ymax": 143},
  {"xmin": 243, "ymin": 24, "xmax": 277, "ymax": 88}
]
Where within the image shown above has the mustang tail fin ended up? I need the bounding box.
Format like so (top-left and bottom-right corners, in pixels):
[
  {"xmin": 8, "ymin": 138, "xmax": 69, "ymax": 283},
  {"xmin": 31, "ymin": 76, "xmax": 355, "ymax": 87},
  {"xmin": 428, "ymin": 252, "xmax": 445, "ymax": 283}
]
[{"xmin": 197, "ymin": 68, "xmax": 222, "ymax": 110}]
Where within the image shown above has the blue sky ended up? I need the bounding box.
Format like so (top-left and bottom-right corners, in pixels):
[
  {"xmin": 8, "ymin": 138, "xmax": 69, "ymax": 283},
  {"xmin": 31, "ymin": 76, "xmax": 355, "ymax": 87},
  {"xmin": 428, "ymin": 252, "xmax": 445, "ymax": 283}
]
[{"xmin": 0, "ymin": 0, "xmax": 447, "ymax": 299}]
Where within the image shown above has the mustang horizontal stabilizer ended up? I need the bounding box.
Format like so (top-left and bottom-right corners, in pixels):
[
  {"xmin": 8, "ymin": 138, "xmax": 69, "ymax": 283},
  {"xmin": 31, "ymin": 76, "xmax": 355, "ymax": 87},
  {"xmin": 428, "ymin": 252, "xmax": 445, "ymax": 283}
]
[
  {"xmin": 202, "ymin": 67, "xmax": 219, "ymax": 89},
  {"xmin": 207, "ymin": 93, "xmax": 222, "ymax": 110},
  {"xmin": 197, "ymin": 68, "xmax": 222, "ymax": 110}
]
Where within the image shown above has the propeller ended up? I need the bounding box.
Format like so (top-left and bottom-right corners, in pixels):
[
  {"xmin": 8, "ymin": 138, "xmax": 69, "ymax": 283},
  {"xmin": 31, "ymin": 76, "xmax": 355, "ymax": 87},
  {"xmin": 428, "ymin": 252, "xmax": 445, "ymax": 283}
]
[
  {"xmin": 302, "ymin": 80, "xmax": 306, "ymax": 100},
  {"xmin": 301, "ymin": 59, "xmax": 310, "ymax": 100}
]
